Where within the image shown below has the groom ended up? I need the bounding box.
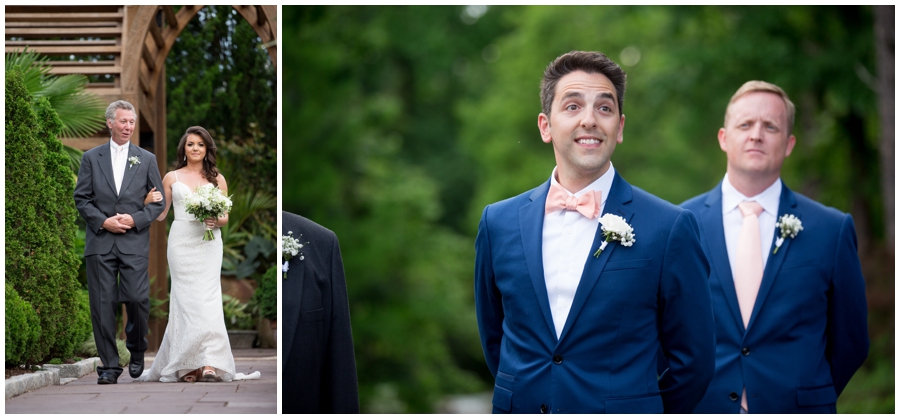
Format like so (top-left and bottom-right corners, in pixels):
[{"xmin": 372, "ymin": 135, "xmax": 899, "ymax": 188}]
[
  {"xmin": 74, "ymin": 100, "xmax": 165, "ymax": 384},
  {"xmin": 475, "ymin": 51, "xmax": 715, "ymax": 413}
]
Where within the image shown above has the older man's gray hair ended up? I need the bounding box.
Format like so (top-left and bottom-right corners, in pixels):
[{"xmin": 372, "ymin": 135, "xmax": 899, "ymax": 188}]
[{"xmin": 105, "ymin": 100, "xmax": 135, "ymax": 121}]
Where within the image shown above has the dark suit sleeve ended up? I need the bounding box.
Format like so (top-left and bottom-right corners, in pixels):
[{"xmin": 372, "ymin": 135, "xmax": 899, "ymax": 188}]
[
  {"xmin": 657, "ymin": 209, "xmax": 716, "ymax": 413},
  {"xmin": 827, "ymin": 214, "xmax": 869, "ymax": 396},
  {"xmin": 474, "ymin": 205, "xmax": 503, "ymax": 377},
  {"xmin": 324, "ymin": 231, "xmax": 360, "ymax": 413},
  {"xmin": 130, "ymin": 152, "xmax": 165, "ymax": 231},
  {"xmin": 73, "ymin": 152, "xmax": 108, "ymax": 233}
]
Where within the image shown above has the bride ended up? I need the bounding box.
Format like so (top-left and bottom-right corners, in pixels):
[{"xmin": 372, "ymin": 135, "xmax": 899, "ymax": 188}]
[{"xmin": 136, "ymin": 126, "xmax": 258, "ymax": 383}]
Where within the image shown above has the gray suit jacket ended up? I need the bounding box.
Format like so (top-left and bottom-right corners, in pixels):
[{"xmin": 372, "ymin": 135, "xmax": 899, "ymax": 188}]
[{"xmin": 74, "ymin": 142, "xmax": 165, "ymax": 257}]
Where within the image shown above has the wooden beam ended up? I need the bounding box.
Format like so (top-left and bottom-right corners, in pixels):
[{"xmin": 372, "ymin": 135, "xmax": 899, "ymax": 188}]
[
  {"xmin": 61, "ymin": 136, "xmax": 108, "ymax": 151},
  {"xmin": 83, "ymin": 86, "xmax": 123, "ymax": 97},
  {"xmin": 4, "ymin": 45, "xmax": 121, "ymax": 55},
  {"xmin": 6, "ymin": 22, "xmax": 119, "ymax": 28},
  {"xmin": 141, "ymin": 44, "xmax": 156, "ymax": 72},
  {"xmin": 139, "ymin": 67, "xmax": 152, "ymax": 95},
  {"xmin": 47, "ymin": 65, "xmax": 122, "ymax": 75},
  {"xmin": 162, "ymin": 6, "xmax": 177, "ymax": 28},
  {"xmin": 147, "ymin": 18, "xmax": 164, "ymax": 48},
  {"xmin": 5, "ymin": 12, "xmax": 123, "ymax": 23},
  {"xmin": 5, "ymin": 40, "xmax": 117, "ymax": 46},
  {"xmin": 5, "ymin": 27, "xmax": 122, "ymax": 37},
  {"xmin": 138, "ymin": 93, "xmax": 156, "ymax": 130},
  {"xmin": 256, "ymin": 6, "xmax": 267, "ymax": 28},
  {"xmin": 46, "ymin": 60, "xmax": 117, "ymax": 66},
  {"xmin": 6, "ymin": 6, "xmax": 121, "ymax": 14}
]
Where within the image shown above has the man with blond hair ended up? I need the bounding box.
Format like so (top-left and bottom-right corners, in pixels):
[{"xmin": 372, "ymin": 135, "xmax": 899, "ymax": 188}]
[{"xmin": 681, "ymin": 81, "xmax": 868, "ymax": 413}]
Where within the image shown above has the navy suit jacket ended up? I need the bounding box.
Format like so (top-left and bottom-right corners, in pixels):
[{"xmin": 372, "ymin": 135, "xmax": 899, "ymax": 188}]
[
  {"xmin": 475, "ymin": 173, "xmax": 715, "ymax": 414},
  {"xmin": 282, "ymin": 212, "xmax": 359, "ymax": 413},
  {"xmin": 682, "ymin": 182, "xmax": 868, "ymax": 413}
]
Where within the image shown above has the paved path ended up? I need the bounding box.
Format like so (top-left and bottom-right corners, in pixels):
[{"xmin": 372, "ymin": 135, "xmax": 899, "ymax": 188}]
[{"xmin": 5, "ymin": 348, "xmax": 276, "ymax": 414}]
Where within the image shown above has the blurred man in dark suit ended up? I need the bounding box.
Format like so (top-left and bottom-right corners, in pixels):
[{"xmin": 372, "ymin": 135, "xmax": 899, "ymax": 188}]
[{"xmin": 282, "ymin": 212, "xmax": 359, "ymax": 413}]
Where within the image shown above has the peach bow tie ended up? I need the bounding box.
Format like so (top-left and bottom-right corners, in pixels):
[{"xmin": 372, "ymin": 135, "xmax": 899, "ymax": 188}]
[{"xmin": 544, "ymin": 183, "xmax": 601, "ymax": 219}]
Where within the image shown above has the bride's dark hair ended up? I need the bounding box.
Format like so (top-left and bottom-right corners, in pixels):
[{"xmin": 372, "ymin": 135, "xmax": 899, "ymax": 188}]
[{"xmin": 174, "ymin": 126, "xmax": 220, "ymax": 187}]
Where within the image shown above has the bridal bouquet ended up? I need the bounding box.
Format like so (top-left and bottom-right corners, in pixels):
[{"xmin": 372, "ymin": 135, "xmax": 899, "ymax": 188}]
[{"xmin": 183, "ymin": 184, "xmax": 233, "ymax": 241}]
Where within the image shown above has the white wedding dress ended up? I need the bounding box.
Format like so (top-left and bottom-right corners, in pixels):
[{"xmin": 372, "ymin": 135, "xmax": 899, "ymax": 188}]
[{"xmin": 136, "ymin": 176, "xmax": 259, "ymax": 382}]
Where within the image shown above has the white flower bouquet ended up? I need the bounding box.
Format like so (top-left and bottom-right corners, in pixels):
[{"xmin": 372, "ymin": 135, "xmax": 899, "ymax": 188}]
[{"xmin": 183, "ymin": 183, "xmax": 233, "ymax": 241}]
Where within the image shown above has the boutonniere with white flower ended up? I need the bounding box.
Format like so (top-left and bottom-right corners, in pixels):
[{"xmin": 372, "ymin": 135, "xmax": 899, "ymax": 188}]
[
  {"xmin": 773, "ymin": 214, "xmax": 802, "ymax": 254},
  {"xmin": 128, "ymin": 156, "xmax": 140, "ymax": 170},
  {"xmin": 593, "ymin": 213, "xmax": 636, "ymax": 257},
  {"xmin": 282, "ymin": 231, "xmax": 306, "ymax": 279}
]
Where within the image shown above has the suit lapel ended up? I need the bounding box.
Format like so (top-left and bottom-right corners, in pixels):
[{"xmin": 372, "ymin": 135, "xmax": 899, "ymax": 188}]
[
  {"xmin": 97, "ymin": 144, "xmax": 118, "ymax": 196},
  {"xmin": 282, "ymin": 247, "xmax": 305, "ymax": 366},
  {"xmin": 702, "ymin": 184, "xmax": 745, "ymax": 332},
  {"xmin": 118, "ymin": 144, "xmax": 140, "ymax": 199},
  {"xmin": 747, "ymin": 184, "xmax": 799, "ymax": 331},
  {"xmin": 557, "ymin": 173, "xmax": 634, "ymax": 343},
  {"xmin": 520, "ymin": 181, "xmax": 556, "ymax": 341}
]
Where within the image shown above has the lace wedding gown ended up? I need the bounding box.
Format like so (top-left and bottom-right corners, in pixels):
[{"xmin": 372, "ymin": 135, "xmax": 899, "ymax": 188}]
[{"xmin": 136, "ymin": 178, "xmax": 259, "ymax": 382}]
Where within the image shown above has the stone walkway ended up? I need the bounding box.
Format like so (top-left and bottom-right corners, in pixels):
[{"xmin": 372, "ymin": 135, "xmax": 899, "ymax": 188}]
[{"xmin": 5, "ymin": 348, "xmax": 276, "ymax": 414}]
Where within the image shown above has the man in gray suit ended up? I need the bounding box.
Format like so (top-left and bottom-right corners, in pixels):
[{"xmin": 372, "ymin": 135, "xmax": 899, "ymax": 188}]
[{"xmin": 74, "ymin": 100, "xmax": 165, "ymax": 384}]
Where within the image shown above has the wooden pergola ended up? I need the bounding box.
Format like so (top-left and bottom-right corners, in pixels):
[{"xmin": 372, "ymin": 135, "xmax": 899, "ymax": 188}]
[{"xmin": 5, "ymin": 5, "xmax": 277, "ymax": 351}]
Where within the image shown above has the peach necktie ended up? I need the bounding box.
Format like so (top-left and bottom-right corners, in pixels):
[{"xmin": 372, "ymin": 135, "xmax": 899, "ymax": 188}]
[
  {"xmin": 734, "ymin": 201, "xmax": 764, "ymax": 328},
  {"xmin": 734, "ymin": 201, "xmax": 763, "ymax": 413}
]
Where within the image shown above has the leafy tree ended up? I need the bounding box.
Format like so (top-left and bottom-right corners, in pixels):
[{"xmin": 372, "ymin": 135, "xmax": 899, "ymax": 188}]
[
  {"xmin": 284, "ymin": 6, "xmax": 513, "ymax": 412},
  {"xmin": 165, "ymin": 6, "xmax": 276, "ymax": 176}
]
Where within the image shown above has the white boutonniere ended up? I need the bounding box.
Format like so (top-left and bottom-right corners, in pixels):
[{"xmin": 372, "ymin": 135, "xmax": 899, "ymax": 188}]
[
  {"xmin": 773, "ymin": 214, "xmax": 802, "ymax": 255},
  {"xmin": 128, "ymin": 156, "xmax": 140, "ymax": 170},
  {"xmin": 282, "ymin": 231, "xmax": 306, "ymax": 279},
  {"xmin": 593, "ymin": 213, "xmax": 636, "ymax": 257}
]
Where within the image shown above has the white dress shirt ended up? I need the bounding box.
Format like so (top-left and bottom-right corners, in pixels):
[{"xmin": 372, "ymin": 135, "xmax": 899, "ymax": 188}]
[
  {"xmin": 110, "ymin": 138, "xmax": 130, "ymax": 195},
  {"xmin": 542, "ymin": 163, "xmax": 616, "ymax": 339},
  {"xmin": 721, "ymin": 174, "xmax": 781, "ymax": 275}
]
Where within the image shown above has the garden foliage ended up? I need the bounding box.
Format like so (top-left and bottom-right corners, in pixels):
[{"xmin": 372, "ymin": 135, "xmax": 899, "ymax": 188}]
[
  {"xmin": 5, "ymin": 283, "xmax": 41, "ymax": 367},
  {"xmin": 5, "ymin": 69, "xmax": 88, "ymax": 365}
]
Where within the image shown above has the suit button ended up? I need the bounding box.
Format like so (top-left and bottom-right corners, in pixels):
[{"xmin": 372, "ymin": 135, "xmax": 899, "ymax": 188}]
[
  {"xmin": 729, "ymin": 392, "xmax": 739, "ymax": 401},
  {"xmin": 540, "ymin": 404, "xmax": 548, "ymax": 413},
  {"xmin": 742, "ymin": 347, "xmax": 750, "ymax": 356},
  {"xmin": 553, "ymin": 354, "xmax": 563, "ymax": 364}
]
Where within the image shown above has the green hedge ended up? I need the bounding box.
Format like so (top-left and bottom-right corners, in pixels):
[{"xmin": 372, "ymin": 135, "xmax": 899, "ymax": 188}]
[
  {"xmin": 254, "ymin": 265, "xmax": 277, "ymax": 320},
  {"xmin": 5, "ymin": 69, "xmax": 85, "ymax": 364},
  {"xmin": 5, "ymin": 283, "xmax": 41, "ymax": 367}
]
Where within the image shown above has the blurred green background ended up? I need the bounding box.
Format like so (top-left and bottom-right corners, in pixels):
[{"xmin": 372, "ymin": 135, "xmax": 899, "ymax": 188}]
[{"xmin": 282, "ymin": 6, "xmax": 893, "ymax": 413}]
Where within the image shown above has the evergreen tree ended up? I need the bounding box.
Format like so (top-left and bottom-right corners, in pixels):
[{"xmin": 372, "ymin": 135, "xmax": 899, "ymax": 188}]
[{"xmin": 5, "ymin": 69, "xmax": 86, "ymax": 363}]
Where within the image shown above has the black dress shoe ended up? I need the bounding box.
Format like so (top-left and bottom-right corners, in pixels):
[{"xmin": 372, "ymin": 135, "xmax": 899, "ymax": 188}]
[
  {"xmin": 97, "ymin": 372, "xmax": 118, "ymax": 384},
  {"xmin": 129, "ymin": 352, "xmax": 145, "ymax": 378}
]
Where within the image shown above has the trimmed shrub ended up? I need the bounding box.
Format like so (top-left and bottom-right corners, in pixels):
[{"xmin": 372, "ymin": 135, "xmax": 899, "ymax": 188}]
[
  {"xmin": 254, "ymin": 265, "xmax": 277, "ymax": 320},
  {"xmin": 54, "ymin": 289, "xmax": 93, "ymax": 359},
  {"xmin": 5, "ymin": 283, "xmax": 41, "ymax": 366},
  {"xmin": 5, "ymin": 69, "xmax": 85, "ymax": 363}
]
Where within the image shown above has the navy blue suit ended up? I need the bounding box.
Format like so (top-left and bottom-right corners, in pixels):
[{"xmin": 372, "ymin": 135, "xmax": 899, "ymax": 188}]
[
  {"xmin": 682, "ymin": 182, "xmax": 868, "ymax": 413},
  {"xmin": 475, "ymin": 173, "xmax": 715, "ymax": 414}
]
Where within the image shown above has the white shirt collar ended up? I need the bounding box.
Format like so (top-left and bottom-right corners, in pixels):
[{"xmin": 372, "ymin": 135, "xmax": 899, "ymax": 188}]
[
  {"xmin": 721, "ymin": 173, "xmax": 781, "ymax": 217},
  {"xmin": 549, "ymin": 162, "xmax": 616, "ymax": 207},
  {"xmin": 109, "ymin": 138, "xmax": 130, "ymax": 153}
]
